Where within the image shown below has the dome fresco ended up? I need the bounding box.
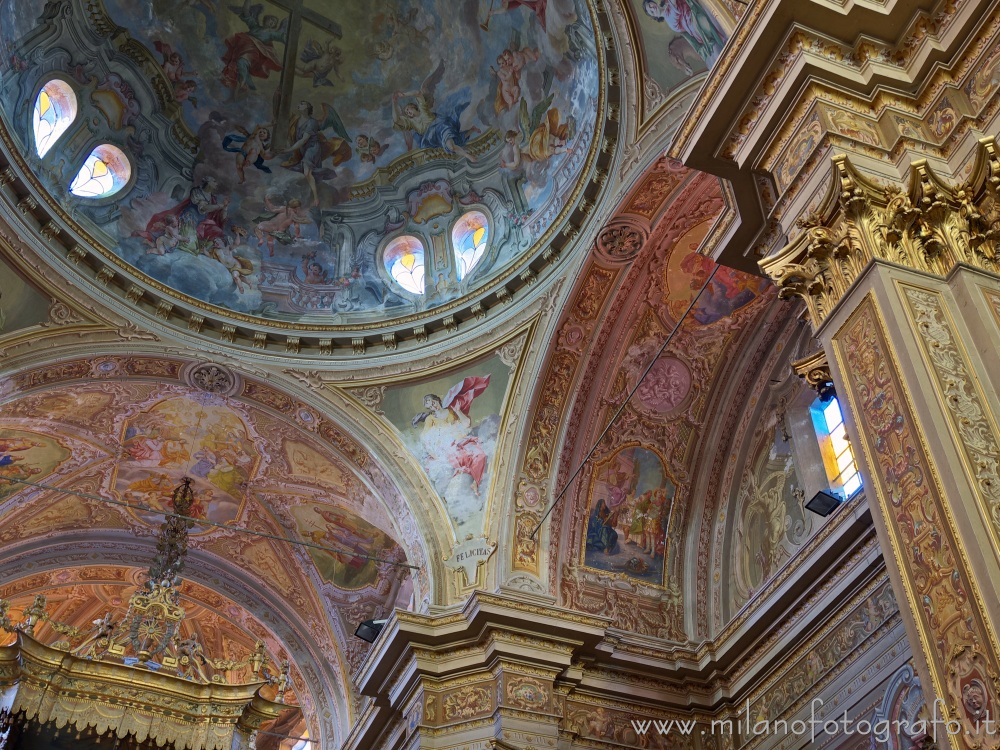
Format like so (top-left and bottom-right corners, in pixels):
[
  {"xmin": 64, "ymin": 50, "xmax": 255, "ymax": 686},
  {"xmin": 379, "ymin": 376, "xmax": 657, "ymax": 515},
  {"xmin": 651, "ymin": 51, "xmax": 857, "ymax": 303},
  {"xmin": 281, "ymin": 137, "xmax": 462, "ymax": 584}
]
[{"xmin": 0, "ymin": 0, "xmax": 599, "ymax": 325}]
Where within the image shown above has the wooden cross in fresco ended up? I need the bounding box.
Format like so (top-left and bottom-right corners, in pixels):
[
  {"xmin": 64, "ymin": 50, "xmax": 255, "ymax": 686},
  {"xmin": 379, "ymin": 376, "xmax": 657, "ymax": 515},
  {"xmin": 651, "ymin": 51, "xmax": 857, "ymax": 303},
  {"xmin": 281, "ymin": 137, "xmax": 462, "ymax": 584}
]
[{"xmin": 267, "ymin": 0, "xmax": 343, "ymax": 145}]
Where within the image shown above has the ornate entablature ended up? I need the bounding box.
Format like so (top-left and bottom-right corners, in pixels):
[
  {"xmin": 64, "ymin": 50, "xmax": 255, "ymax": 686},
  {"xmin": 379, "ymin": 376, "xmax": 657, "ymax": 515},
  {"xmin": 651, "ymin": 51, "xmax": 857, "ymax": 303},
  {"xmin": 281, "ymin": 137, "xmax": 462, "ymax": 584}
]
[
  {"xmin": 760, "ymin": 141, "xmax": 1000, "ymax": 329},
  {"xmin": 671, "ymin": 0, "xmax": 1000, "ymax": 271}
]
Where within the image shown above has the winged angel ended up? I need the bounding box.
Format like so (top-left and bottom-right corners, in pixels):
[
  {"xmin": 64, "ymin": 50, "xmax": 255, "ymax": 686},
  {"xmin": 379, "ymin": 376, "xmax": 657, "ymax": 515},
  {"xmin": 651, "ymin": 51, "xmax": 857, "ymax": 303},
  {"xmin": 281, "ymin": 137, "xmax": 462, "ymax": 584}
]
[
  {"xmin": 280, "ymin": 100, "xmax": 352, "ymax": 205},
  {"xmin": 411, "ymin": 376, "xmax": 493, "ymax": 499},
  {"xmin": 392, "ymin": 61, "xmax": 481, "ymax": 162}
]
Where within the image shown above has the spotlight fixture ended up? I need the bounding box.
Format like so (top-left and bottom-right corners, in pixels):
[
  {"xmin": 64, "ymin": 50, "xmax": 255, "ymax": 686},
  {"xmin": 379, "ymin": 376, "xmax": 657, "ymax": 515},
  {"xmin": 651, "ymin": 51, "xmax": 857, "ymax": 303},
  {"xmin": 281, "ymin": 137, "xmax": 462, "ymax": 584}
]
[
  {"xmin": 354, "ymin": 619, "xmax": 388, "ymax": 643},
  {"xmin": 805, "ymin": 489, "xmax": 841, "ymax": 517}
]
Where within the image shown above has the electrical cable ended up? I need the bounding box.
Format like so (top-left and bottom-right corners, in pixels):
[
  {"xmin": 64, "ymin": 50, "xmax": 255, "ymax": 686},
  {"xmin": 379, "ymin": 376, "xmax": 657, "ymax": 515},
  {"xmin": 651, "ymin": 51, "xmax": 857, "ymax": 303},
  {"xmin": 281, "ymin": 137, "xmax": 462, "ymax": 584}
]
[
  {"xmin": 0, "ymin": 476, "xmax": 419, "ymax": 571},
  {"xmin": 529, "ymin": 264, "xmax": 720, "ymax": 539}
]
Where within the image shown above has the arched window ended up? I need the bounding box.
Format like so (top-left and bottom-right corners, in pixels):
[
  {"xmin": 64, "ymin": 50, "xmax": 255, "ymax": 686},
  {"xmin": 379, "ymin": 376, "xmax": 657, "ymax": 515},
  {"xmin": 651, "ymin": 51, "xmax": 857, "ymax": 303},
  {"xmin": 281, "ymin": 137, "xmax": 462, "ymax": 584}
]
[
  {"xmin": 452, "ymin": 211, "xmax": 489, "ymax": 281},
  {"xmin": 810, "ymin": 395, "xmax": 862, "ymax": 499},
  {"xmin": 32, "ymin": 79, "xmax": 78, "ymax": 157},
  {"xmin": 384, "ymin": 235, "xmax": 426, "ymax": 295},
  {"xmin": 69, "ymin": 144, "xmax": 131, "ymax": 198}
]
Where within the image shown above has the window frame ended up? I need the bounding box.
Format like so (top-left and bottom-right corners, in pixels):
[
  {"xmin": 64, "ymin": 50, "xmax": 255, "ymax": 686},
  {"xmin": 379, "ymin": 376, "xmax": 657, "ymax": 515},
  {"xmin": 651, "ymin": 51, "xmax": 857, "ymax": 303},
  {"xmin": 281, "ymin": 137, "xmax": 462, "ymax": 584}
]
[
  {"xmin": 449, "ymin": 208, "xmax": 492, "ymax": 282},
  {"xmin": 380, "ymin": 232, "xmax": 429, "ymax": 298},
  {"xmin": 809, "ymin": 394, "xmax": 863, "ymax": 499},
  {"xmin": 30, "ymin": 76, "xmax": 79, "ymax": 158}
]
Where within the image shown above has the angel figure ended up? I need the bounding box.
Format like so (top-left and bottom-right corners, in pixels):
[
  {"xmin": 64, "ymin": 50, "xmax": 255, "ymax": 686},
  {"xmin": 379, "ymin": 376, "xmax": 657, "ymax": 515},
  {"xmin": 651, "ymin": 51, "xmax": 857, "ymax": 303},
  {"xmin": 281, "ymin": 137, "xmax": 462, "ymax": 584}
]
[
  {"xmin": 154, "ymin": 41, "xmax": 199, "ymax": 105},
  {"xmin": 392, "ymin": 61, "xmax": 480, "ymax": 162},
  {"xmin": 500, "ymin": 96, "xmax": 574, "ymax": 171},
  {"xmin": 222, "ymin": 122, "xmax": 273, "ymax": 183},
  {"xmin": 254, "ymin": 195, "xmax": 312, "ymax": 255},
  {"xmin": 174, "ymin": 635, "xmax": 211, "ymax": 682},
  {"xmin": 356, "ymin": 134, "xmax": 385, "ymax": 163},
  {"xmin": 71, "ymin": 612, "xmax": 117, "ymax": 659},
  {"xmin": 411, "ymin": 375, "xmax": 491, "ymax": 496},
  {"xmin": 490, "ymin": 45, "xmax": 540, "ymax": 113},
  {"xmin": 297, "ymin": 39, "xmax": 343, "ymax": 87},
  {"xmin": 221, "ymin": 0, "xmax": 288, "ymax": 97},
  {"xmin": 278, "ymin": 99, "xmax": 352, "ymax": 205}
]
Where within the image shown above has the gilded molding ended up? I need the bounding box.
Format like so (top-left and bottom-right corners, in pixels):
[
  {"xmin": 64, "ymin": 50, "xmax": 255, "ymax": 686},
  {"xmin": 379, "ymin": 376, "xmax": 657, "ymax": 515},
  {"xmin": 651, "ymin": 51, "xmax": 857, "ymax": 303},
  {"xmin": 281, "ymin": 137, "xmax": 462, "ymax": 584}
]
[
  {"xmin": 898, "ymin": 282, "xmax": 1000, "ymax": 560},
  {"xmin": 832, "ymin": 294, "xmax": 1000, "ymax": 748},
  {"xmin": 791, "ymin": 349, "xmax": 833, "ymax": 394},
  {"xmin": 761, "ymin": 143, "xmax": 1000, "ymax": 329}
]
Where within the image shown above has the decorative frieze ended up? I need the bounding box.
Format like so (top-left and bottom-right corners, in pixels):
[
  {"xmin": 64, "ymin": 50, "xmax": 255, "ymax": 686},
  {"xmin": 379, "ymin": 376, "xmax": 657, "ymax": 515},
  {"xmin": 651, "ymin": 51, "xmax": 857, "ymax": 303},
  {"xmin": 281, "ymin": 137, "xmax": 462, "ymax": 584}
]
[{"xmin": 899, "ymin": 283, "xmax": 1000, "ymax": 550}]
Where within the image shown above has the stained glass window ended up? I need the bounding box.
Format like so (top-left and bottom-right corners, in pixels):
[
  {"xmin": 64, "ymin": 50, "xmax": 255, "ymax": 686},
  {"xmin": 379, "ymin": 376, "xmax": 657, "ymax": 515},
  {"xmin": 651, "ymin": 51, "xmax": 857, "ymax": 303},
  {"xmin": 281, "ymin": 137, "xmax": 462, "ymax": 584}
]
[
  {"xmin": 32, "ymin": 79, "xmax": 77, "ymax": 157},
  {"xmin": 384, "ymin": 235, "xmax": 426, "ymax": 295},
  {"xmin": 811, "ymin": 396, "xmax": 862, "ymax": 499},
  {"xmin": 451, "ymin": 211, "xmax": 489, "ymax": 281},
  {"xmin": 69, "ymin": 144, "xmax": 131, "ymax": 198}
]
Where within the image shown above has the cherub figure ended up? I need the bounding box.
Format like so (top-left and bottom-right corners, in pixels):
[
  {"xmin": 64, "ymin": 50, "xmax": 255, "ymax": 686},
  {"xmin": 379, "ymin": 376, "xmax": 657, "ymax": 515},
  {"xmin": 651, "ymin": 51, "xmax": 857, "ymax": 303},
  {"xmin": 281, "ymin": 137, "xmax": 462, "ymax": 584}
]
[
  {"xmin": 502, "ymin": 97, "xmax": 574, "ymax": 171},
  {"xmin": 490, "ymin": 46, "xmax": 540, "ymax": 113},
  {"xmin": 207, "ymin": 230, "xmax": 255, "ymax": 293},
  {"xmin": 296, "ymin": 39, "xmax": 343, "ymax": 87},
  {"xmin": 254, "ymin": 195, "xmax": 312, "ymax": 255},
  {"xmin": 301, "ymin": 252, "xmax": 330, "ymax": 284},
  {"xmin": 147, "ymin": 214, "xmax": 182, "ymax": 256},
  {"xmin": 392, "ymin": 60, "xmax": 480, "ymax": 162},
  {"xmin": 154, "ymin": 41, "xmax": 194, "ymax": 84},
  {"xmin": 356, "ymin": 134, "xmax": 385, "ymax": 163},
  {"xmin": 222, "ymin": 123, "xmax": 274, "ymax": 183},
  {"xmin": 154, "ymin": 41, "xmax": 199, "ymax": 105}
]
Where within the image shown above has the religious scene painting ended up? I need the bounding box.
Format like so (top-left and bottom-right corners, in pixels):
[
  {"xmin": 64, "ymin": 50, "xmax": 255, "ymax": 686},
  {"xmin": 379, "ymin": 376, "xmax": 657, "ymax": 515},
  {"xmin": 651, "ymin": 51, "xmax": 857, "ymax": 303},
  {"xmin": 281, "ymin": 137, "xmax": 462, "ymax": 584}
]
[
  {"xmin": 111, "ymin": 395, "xmax": 260, "ymax": 529},
  {"xmin": 664, "ymin": 247, "xmax": 768, "ymax": 325},
  {"xmin": 379, "ymin": 353, "xmax": 514, "ymax": 536},
  {"xmin": 289, "ymin": 502, "xmax": 404, "ymax": 591},
  {"xmin": 0, "ymin": 430, "xmax": 71, "ymax": 501},
  {"xmin": 0, "ymin": 0, "xmax": 599, "ymax": 322},
  {"xmin": 629, "ymin": 0, "xmax": 725, "ymax": 96},
  {"xmin": 0, "ymin": 254, "xmax": 50, "ymax": 335},
  {"xmin": 583, "ymin": 446, "xmax": 674, "ymax": 585}
]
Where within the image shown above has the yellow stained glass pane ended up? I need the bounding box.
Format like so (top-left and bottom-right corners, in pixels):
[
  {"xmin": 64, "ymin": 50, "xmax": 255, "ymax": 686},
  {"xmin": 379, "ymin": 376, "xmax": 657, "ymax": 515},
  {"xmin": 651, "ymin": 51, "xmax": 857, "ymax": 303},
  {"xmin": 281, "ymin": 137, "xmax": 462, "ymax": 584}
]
[
  {"xmin": 473, "ymin": 226, "xmax": 486, "ymax": 246},
  {"xmin": 38, "ymin": 90, "xmax": 51, "ymax": 116},
  {"xmin": 829, "ymin": 424, "xmax": 850, "ymax": 457},
  {"xmin": 92, "ymin": 158, "xmax": 109, "ymax": 177},
  {"xmin": 401, "ymin": 252, "xmax": 414, "ymax": 270},
  {"xmin": 836, "ymin": 448, "xmax": 856, "ymax": 474}
]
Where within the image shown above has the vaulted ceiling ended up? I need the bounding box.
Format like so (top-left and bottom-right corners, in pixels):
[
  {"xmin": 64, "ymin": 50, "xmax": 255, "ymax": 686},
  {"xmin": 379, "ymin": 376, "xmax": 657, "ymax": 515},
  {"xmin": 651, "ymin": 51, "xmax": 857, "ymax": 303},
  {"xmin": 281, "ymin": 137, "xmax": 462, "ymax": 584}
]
[{"xmin": 0, "ymin": 0, "xmax": 810, "ymax": 746}]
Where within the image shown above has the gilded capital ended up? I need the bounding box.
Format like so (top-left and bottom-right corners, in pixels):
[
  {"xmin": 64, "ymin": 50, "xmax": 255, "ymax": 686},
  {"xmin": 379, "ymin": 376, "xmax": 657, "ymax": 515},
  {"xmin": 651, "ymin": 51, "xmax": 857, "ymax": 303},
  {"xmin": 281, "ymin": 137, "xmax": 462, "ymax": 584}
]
[{"xmin": 760, "ymin": 138, "xmax": 1000, "ymax": 330}]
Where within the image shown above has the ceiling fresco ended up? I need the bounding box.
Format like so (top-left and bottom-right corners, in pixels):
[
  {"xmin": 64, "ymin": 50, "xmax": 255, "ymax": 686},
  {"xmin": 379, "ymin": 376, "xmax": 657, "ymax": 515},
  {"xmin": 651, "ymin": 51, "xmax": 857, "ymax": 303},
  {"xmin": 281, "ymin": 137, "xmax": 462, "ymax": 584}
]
[
  {"xmin": 627, "ymin": 0, "xmax": 725, "ymax": 104},
  {"xmin": 0, "ymin": 0, "xmax": 600, "ymax": 325},
  {"xmin": 497, "ymin": 160, "xmax": 779, "ymax": 640},
  {"xmin": 0, "ymin": 364, "xmax": 427, "ymax": 741},
  {"xmin": 363, "ymin": 343, "xmax": 522, "ymax": 537}
]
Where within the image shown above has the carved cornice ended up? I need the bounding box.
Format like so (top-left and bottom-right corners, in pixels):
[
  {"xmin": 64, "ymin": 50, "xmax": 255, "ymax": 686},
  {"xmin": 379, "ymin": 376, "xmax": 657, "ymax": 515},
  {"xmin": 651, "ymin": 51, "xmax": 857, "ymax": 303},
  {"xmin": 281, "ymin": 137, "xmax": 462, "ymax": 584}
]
[{"xmin": 760, "ymin": 141, "xmax": 1000, "ymax": 330}]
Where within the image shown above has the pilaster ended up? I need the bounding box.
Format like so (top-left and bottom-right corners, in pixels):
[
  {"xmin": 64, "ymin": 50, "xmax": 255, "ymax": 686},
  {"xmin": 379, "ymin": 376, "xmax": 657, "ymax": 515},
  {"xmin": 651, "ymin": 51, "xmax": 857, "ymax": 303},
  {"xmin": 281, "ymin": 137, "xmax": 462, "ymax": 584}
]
[{"xmin": 761, "ymin": 143, "xmax": 1000, "ymax": 747}]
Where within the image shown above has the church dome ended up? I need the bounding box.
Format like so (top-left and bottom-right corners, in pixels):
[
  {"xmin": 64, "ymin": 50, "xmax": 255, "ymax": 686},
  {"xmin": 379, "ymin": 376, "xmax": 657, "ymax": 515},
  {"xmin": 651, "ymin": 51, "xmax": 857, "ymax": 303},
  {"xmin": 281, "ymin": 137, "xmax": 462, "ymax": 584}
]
[{"xmin": 0, "ymin": 0, "xmax": 607, "ymax": 346}]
